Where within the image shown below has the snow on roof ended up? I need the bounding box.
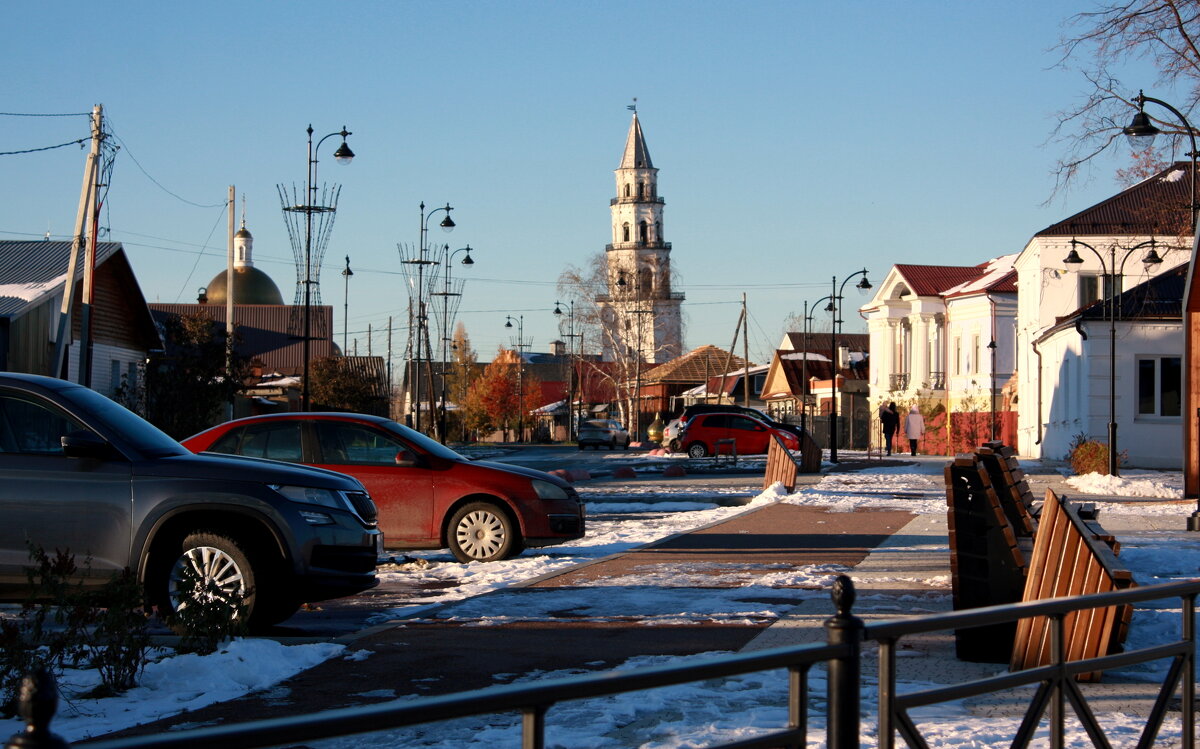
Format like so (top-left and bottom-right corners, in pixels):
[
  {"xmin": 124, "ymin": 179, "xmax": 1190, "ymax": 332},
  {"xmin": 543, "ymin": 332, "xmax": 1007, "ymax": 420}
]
[
  {"xmin": 941, "ymin": 253, "xmax": 1019, "ymax": 297},
  {"xmin": 781, "ymin": 352, "xmax": 831, "ymax": 362}
]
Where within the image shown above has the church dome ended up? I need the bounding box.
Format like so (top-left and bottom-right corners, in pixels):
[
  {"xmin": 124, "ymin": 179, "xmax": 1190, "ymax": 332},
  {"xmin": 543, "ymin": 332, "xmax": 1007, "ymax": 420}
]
[{"xmin": 205, "ymin": 266, "xmax": 285, "ymax": 305}]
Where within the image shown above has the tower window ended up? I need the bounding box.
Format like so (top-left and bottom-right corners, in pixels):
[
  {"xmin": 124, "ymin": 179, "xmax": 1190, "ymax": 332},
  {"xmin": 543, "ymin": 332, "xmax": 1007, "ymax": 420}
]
[
  {"xmin": 638, "ymin": 221, "xmax": 648, "ymax": 243},
  {"xmin": 637, "ymin": 183, "xmax": 645, "ymax": 198},
  {"xmin": 624, "ymin": 184, "xmax": 630, "ymax": 197},
  {"xmin": 622, "ymin": 223, "xmax": 630, "ymax": 242}
]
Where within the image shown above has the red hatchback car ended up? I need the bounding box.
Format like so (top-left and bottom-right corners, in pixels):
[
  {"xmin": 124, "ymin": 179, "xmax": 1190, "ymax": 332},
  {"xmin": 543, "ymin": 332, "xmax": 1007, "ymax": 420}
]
[
  {"xmin": 183, "ymin": 413, "xmax": 585, "ymax": 563},
  {"xmin": 677, "ymin": 412, "xmax": 800, "ymax": 459}
]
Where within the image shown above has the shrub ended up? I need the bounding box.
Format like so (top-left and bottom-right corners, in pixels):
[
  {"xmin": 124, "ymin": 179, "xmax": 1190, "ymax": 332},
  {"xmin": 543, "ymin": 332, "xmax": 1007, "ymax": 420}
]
[
  {"xmin": 1067, "ymin": 434, "xmax": 1126, "ymax": 476},
  {"xmin": 0, "ymin": 548, "xmax": 153, "ymax": 713}
]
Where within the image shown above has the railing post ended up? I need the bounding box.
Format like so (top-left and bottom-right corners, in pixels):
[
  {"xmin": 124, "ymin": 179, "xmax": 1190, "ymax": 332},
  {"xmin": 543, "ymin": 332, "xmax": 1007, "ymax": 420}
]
[
  {"xmin": 825, "ymin": 575, "xmax": 864, "ymax": 749},
  {"xmin": 1185, "ymin": 593, "xmax": 1196, "ymax": 749},
  {"xmin": 521, "ymin": 704, "xmax": 547, "ymax": 749},
  {"xmin": 5, "ymin": 669, "xmax": 69, "ymax": 749}
]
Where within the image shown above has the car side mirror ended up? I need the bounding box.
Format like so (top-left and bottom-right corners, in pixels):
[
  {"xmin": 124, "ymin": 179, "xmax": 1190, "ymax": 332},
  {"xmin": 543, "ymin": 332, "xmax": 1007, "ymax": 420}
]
[
  {"xmin": 394, "ymin": 449, "xmax": 420, "ymax": 467},
  {"xmin": 61, "ymin": 430, "xmax": 112, "ymax": 460}
]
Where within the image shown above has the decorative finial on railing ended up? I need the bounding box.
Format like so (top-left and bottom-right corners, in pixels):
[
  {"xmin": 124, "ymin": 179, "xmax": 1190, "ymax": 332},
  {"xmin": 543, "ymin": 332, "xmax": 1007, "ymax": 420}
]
[
  {"xmin": 831, "ymin": 574, "xmax": 856, "ymax": 616},
  {"xmin": 5, "ymin": 669, "xmax": 70, "ymax": 749}
]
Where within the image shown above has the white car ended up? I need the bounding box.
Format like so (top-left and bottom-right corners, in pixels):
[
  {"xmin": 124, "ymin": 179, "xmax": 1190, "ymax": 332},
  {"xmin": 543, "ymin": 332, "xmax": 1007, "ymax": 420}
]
[
  {"xmin": 577, "ymin": 419, "xmax": 631, "ymax": 450},
  {"xmin": 662, "ymin": 418, "xmax": 684, "ymax": 452}
]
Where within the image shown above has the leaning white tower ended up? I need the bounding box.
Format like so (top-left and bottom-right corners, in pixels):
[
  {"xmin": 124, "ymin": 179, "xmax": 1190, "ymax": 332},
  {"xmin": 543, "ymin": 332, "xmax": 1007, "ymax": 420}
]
[{"xmin": 599, "ymin": 108, "xmax": 683, "ymax": 363}]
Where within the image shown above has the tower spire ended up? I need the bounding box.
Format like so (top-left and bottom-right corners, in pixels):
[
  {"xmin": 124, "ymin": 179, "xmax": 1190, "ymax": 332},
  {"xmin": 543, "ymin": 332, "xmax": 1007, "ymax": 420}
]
[{"xmin": 620, "ymin": 107, "xmax": 653, "ymax": 170}]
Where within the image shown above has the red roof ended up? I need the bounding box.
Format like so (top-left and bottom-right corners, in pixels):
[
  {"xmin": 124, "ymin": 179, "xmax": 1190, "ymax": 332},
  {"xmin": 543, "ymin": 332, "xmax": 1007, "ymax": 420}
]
[{"xmin": 892, "ymin": 265, "xmax": 986, "ymax": 296}]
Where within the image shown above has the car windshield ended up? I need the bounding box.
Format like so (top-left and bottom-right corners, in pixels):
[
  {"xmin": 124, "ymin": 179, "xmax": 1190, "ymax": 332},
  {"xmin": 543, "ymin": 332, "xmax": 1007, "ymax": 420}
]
[
  {"xmin": 379, "ymin": 419, "xmax": 467, "ymax": 461},
  {"xmin": 63, "ymin": 384, "xmax": 188, "ymax": 458},
  {"xmin": 582, "ymin": 420, "xmax": 611, "ymax": 429}
]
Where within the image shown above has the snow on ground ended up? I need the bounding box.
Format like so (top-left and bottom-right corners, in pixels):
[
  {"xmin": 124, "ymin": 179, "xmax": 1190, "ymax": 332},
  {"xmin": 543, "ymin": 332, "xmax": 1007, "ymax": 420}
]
[
  {"xmin": 5, "ymin": 460, "xmax": 1198, "ymax": 747},
  {"xmin": 1066, "ymin": 469, "xmax": 1185, "ymax": 499}
]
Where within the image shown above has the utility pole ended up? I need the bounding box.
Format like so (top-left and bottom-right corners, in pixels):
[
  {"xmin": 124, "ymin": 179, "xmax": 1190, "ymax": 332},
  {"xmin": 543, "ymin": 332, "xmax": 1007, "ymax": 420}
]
[
  {"xmin": 742, "ymin": 293, "xmax": 750, "ymax": 408},
  {"xmin": 53, "ymin": 104, "xmax": 103, "ymax": 380}
]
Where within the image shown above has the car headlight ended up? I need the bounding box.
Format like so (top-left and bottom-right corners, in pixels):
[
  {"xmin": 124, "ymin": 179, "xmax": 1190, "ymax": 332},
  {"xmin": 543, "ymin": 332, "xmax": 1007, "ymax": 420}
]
[
  {"xmin": 531, "ymin": 479, "xmax": 569, "ymax": 500},
  {"xmin": 270, "ymin": 484, "xmax": 347, "ymax": 511}
]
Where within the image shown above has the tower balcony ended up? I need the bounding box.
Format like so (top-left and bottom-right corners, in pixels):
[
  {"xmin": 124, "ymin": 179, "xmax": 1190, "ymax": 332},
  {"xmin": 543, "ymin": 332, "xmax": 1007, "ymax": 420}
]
[
  {"xmin": 595, "ymin": 291, "xmax": 686, "ymax": 303},
  {"xmin": 610, "ymin": 196, "xmax": 666, "ymax": 206},
  {"xmin": 605, "ymin": 241, "xmax": 671, "ymax": 252}
]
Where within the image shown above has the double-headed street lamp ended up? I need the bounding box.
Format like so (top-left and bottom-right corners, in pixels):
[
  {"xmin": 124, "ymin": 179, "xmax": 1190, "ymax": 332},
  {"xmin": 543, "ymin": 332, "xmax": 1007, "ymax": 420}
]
[
  {"xmin": 287, "ymin": 125, "xmax": 354, "ymax": 411},
  {"xmin": 554, "ymin": 300, "xmax": 581, "ymax": 441},
  {"xmin": 1123, "ymin": 91, "xmax": 1198, "ymax": 232},
  {"xmin": 829, "ymin": 269, "xmax": 871, "ymax": 463},
  {"xmin": 1063, "ymin": 238, "xmax": 1163, "ymax": 476},
  {"xmin": 432, "ymin": 244, "xmax": 474, "ymax": 443},
  {"xmin": 405, "ymin": 202, "xmax": 455, "ymax": 434},
  {"xmin": 505, "ymin": 315, "xmax": 528, "ymax": 442}
]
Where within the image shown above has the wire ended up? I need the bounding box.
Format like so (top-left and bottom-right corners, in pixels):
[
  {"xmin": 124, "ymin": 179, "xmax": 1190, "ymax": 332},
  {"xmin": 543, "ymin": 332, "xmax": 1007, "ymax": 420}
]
[
  {"xmin": 0, "ymin": 138, "xmax": 88, "ymax": 156},
  {"xmin": 172, "ymin": 206, "xmax": 229, "ymax": 302},
  {"xmin": 107, "ymin": 124, "xmax": 226, "ymax": 208},
  {"xmin": 0, "ymin": 111, "xmax": 91, "ymax": 117}
]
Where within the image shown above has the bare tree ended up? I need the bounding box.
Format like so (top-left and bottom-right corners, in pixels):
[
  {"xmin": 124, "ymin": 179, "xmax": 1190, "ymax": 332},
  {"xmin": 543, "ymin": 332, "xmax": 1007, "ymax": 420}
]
[
  {"xmin": 1051, "ymin": 0, "xmax": 1200, "ymax": 195},
  {"xmin": 558, "ymin": 252, "xmax": 683, "ymax": 428}
]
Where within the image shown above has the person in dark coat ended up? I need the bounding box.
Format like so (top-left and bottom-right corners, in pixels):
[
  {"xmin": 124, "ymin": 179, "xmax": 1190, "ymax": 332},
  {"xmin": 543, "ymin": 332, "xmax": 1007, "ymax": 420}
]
[{"xmin": 879, "ymin": 402, "xmax": 899, "ymax": 456}]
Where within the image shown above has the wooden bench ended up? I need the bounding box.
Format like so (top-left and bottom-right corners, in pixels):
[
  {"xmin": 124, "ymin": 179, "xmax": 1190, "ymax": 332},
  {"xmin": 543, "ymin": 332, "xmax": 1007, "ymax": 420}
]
[
  {"xmin": 1010, "ymin": 488, "xmax": 1134, "ymax": 682},
  {"xmin": 944, "ymin": 443, "xmax": 1133, "ymax": 677},
  {"xmin": 762, "ymin": 430, "xmax": 822, "ymax": 492}
]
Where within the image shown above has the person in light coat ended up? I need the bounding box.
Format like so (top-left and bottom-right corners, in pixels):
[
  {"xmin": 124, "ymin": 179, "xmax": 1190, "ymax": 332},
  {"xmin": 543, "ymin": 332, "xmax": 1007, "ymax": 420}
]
[{"xmin": 904, "ymin": 405, "xmax": 924, "ymax": 456}]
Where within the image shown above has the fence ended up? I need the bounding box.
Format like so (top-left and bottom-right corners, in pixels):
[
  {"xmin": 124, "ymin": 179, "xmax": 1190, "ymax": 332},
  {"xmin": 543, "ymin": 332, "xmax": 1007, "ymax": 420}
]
[{"xmin": 13, "ymin": 576, "xmax": 1196, "ymax": 749}]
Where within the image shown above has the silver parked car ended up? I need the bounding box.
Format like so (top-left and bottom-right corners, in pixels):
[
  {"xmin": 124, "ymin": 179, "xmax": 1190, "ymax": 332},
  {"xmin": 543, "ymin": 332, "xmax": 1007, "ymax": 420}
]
[{"xmin": 577, "ymin": 419, "xmax": 630, "ymax": 450}]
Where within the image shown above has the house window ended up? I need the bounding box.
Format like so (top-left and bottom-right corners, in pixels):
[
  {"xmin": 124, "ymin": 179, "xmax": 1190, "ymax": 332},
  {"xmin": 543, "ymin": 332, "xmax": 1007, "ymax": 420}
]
[
  {"xmin": 954, "ymin": 336, "xmax": 962, "ymax": 375},
  {"xmin": 972, "ymin": 334, "xmax": 980, "ymax": 374},
  {"xmin": 1137, "ymin": 356, "xmax": 1181, "ymax": 417},
  {"xmin": 1078, "ymin": 275, "xmax": 1120, "ymax": 309}
]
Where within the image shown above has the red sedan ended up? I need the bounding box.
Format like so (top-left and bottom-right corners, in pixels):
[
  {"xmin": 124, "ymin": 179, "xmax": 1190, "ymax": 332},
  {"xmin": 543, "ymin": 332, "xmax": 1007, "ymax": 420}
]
[
  {"xmin": 677, "ymin": 412, "xmax": 800, "ymax": 459},
  {"xmin": 183, "ymin": 413, "xmax": 585, "ymax": 563}
]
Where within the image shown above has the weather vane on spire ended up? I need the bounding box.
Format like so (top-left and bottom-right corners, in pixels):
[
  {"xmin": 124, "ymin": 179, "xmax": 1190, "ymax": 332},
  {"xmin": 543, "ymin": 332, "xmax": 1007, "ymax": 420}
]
[
  {"xmin": 240, "ymin": 194, "xmax": 247, "ymax": 228},
  {"xmin": 628, "ymin": 97, "xmax": 637, "ymax": 113}
]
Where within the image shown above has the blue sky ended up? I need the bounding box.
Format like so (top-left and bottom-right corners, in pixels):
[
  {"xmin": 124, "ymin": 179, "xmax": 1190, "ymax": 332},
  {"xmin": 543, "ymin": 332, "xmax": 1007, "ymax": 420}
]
[{"xmin": 0, "ymin": 1, "xmax": 1162, "ymax": 367}]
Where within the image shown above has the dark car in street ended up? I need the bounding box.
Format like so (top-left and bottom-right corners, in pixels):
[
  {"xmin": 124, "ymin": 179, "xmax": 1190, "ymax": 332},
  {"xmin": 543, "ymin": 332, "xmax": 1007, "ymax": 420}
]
[
  {"xmin": 677, "ymin": 412, "xmax": 800, "ymax": 458},
  {"xmin": 0, "ymin": 373, "xmax": 381, "ymax": 631},
  {"xmin": 183, "ymin": 413, "xmax": 586, "ymax": 563}
]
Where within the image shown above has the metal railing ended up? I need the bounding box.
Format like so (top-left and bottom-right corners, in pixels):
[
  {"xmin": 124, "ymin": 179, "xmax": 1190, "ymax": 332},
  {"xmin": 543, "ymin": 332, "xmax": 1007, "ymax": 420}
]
[
  {"xmin": 11, "ymin": 576, "xmax": 1196, "ymax": 749},
  {"xmin": 889, "ymin": 372, "xmax": 910, "ymax": 391}
]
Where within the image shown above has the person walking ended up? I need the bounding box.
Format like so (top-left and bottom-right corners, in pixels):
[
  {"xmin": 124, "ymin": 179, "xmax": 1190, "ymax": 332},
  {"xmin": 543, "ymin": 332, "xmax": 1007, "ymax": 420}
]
[
  {"xmin": 879, "ymin": 402, "xmax": 899, "ymax": 456},
  {"xmin": 904, "ymin": 404, "xmax": 924, "ymax": 456}
]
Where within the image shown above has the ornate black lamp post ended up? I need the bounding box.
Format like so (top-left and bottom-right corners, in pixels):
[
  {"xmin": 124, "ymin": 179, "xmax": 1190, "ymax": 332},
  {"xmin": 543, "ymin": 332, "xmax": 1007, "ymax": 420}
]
[
  {"xmin": 554, "ymin": 300, "xmax": 581, "ymax": 442},
  {"xmin": 505, "ymin": 314, "xmax": 527, "ymax": 442},
  {"xmin": 1063, "ymin": 238, "xmax": 1163, "ymax": 476},
  {"xmin": 829, "ymin": 269, "xmax": 871, "ymax": 463},
  {"xmin": 406, "ymin": 202, "xmax": 454, "ymax": 433},
  {"xmin": 288, "ymin": 125, "xmax": 354, "ymax": 411},
  {"xmin": 800, "ymin": 295, "xmax": 833, "ymax": 434}
]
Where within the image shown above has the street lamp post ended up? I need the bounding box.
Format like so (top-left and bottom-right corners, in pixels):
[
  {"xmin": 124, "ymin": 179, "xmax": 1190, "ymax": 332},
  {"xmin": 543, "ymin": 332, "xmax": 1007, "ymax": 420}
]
[
  {"xmin": 800, "ymin": 296, "xmax": 833, "ymax": 434},
  {"xmin": 829, "ymin": 269, "xmax": 872, "ymax": 463},
  {"xmin": 1063, "ymin": 238, "xmax": 1163, "ymax": 476},
  {"xmin": 405, "ymin": 202, "xmax": 454, "ymax": 434},
  {"xmin": 554, "ymin": 300, "xmax": 581, "ymax": 442},
  {"xmin": 432, "ymin": 244, "xmax": 473, "ymax": 443},
  {"xmin": 288, "ymin": 125, "xmax": 354, "ymax": 411},
  {"xmin": 505, "ymin": 314, "xmax": 528, "ymax": 442},
  {"xmin": 1122, "ymin": 90, "xmax": 1200, "ymax": 526}
]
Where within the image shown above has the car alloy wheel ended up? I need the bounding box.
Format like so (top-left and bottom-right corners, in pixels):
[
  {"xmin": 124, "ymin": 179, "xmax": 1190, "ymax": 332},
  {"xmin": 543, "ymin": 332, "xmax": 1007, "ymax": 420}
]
[
  {"xmin": 165, "ymin": 531, "xmax": 257, "ymax": 628},
  {"xmin": 449, "ymin": 502, "xmax": 520, "ymax": 563},
  {"xmin": 687, "ymin": 442, "xmax": 708, "ymax": 459}
]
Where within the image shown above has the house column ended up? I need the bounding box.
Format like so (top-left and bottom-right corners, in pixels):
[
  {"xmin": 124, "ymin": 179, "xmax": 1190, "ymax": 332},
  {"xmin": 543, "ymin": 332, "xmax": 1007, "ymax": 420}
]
[
  {"xmin": 910, "ymin": 314, "xmax": 932, "ymax": 390},
  {"xmin": 885, "ymin": 318, "xmax": 901, "ymax": 391}
]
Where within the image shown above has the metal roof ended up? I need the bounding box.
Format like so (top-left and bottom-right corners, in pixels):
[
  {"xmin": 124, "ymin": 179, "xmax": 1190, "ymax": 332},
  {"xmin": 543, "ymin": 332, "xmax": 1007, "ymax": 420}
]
[
  {"xmin": 1037, "ymin": 162, "xmax": 1195, "ymax": 237},
  {"xmin": 0, "ymin": 240, "xmax": 122, "ymax": 317},
  {"xmin": 619, "ymin": 113, "xmax": 654, "ymax": 170}
]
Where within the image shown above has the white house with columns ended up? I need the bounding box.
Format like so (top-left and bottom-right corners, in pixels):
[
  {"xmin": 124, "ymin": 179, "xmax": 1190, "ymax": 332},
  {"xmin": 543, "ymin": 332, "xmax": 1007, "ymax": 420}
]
[
  {"xmin": 860, "ymin": 257, "xmax": 1018, "ymax": 448},
  {"xmin": 1012, "ymin": 163, "xmax": 1191, "ymax": 467}
]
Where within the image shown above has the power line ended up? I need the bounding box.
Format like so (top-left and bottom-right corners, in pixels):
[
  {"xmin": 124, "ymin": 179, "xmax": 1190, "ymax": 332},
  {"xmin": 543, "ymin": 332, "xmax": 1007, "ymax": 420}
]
[
  {"xmin": 0, "ymin": 138, "xmax": 88, "ymax": 156},
  {"xmin": 107, "ymin": 123, "xmax": 226, "ymax": 208},
  {"xmin": 0, "ymin": 111, "xmax": 91, "ymax": 117}
]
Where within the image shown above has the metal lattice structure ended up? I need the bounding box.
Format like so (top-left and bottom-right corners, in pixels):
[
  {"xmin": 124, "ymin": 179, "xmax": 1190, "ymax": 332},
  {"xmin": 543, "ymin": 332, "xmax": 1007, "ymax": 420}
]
[{"xmin": 278, "ymin": 182, "xmax": 340, "ymax": 341}]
